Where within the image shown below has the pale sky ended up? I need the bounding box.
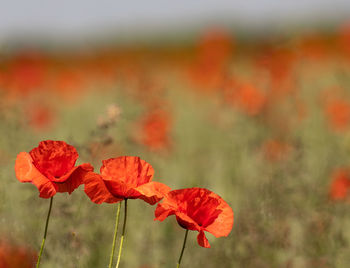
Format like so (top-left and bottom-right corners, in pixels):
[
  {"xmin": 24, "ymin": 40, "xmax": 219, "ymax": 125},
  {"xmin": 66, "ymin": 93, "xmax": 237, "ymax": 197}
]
[{"xmin": 0, "ymin": 0, "xmax": 349, "ymax": 40}]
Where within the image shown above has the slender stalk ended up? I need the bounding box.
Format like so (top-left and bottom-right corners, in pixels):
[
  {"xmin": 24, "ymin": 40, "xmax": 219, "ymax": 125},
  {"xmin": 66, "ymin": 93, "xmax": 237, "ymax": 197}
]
[
  {"xmin": 36, "ymin": 196, "xmax": 54, "ymax": 268},
  {"xmin": 176, "ymin": 229, "xmax": 189, "ymax": 268},
  {"xmin": 116, "ymin": 199, "xmax": 128, "ymax": 268},
  {"xmin": 108, "ymin": 202, "xmax": 122, "ymax": 268}
]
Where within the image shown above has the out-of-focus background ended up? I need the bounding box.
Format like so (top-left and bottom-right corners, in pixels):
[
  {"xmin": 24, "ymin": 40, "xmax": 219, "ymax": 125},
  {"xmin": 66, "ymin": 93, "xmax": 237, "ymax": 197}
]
[{"xmin": 2, "ymin": 1, "xmax": 350, "ymax": 267}]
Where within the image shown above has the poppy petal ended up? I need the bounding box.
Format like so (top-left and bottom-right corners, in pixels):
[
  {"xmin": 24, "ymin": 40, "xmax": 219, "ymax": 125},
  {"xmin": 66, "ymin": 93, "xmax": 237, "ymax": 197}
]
[
  {"xmin": 204, "ymin": 192, "xmax": 234, "ymax": 238},
  {"xmin": 15, "ymin": 152, "xmax": 36, "ymax": 183},
  {"xmin": 101, "ymin": 156, "xmax": 154, "ymax": 187},
  {"xmin": 197, "ymin": 230, "xmax": 210, "ymax": 248},
  {"xmin": 135, "ymin": 181, "xmax": 171, "ymax": 205},
  {"xmin": 175, "ymin": 212, "xmax": 200, "ymax": 231},
  {"xmin": 154, "ymin": 203, "xmax": 175, "ymax": 221},
  {"xmin": 103, "ymin": 179, "xmax": 141, "ymax": 199},
  {"xmin": 15, "ymin": 152, "xmax": 56, "ymax": 198},
  {"xmin": 37, "ymin": 181, "xmax": 57, "ymax": 198},
  {"xmin": 154, "ymin": 204, "xmax": 199, "ymax": 230},
  {"xmin": 56, "ymin": 163, "xmax": 93, "ymax": 194},
  {"xmin": 29, "ymin": 140, "xmax": 79, "ymax": 179},
  {"xmin": 84, "ymin": 172, "xmax": 122, "ymax": 204}
]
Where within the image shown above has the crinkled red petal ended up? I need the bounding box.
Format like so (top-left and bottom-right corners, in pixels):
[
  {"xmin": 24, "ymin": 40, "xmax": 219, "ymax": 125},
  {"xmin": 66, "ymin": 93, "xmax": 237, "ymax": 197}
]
[
  {"xmin": 165, "ymin": 188, "xmax": 222, "ymax": 225},
  {"xmin": 154, "ymin": 203, "xmax": 175, "ymax": 221},
  {"xmin": 197, "ymin": 230, "xmax": 210, "ymax": 248},
  {"xmin": 101, "ymin": 156, "xmax": 154, "ymax": 188},
  {"xmin": 84, "ymin": 172, "xmax": 123, "ymax": 204},
  {"xmin": 175, "ymin": 213, "xmax": 200, "ymax": 231},
  {"xmin": 15, "ymin": 152, "xmax": 57, "ymax": 198},
  {"xmin": 56, "ymin": 163, "xmax": 93, "ymax": 194},
  {"xmin": 154, "ymin": 204, "xmax": 199, "ymax": 230},
  {"xmin": 154, "ymin": 191, "xmax": 200, "ymax": 230},
  {"xmin": 29, "ymin": 140, "xmax": 78, "ymax": 179},
  {"xmin": 135, "ymin": 181, "xmax": 171, "ymax": 205},
  {"xmin": 204, "ymin": 191, "xmax": 234, "ymax": 238},
  {"xmin": 103, "ymin": 179, "xmax": 141, "ymax": 199}
]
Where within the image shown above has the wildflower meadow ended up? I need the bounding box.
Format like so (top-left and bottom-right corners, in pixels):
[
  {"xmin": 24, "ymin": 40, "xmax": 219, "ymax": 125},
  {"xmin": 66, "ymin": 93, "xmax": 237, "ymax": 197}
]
[{"xmin": 2, "ymin": 21, "xmax": 350, "ymax": 268}]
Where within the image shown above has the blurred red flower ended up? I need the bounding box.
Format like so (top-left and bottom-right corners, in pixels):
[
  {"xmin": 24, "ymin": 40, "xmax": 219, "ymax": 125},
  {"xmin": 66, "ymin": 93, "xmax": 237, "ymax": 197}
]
[
  {"xmin": 5, "ymin": 52, "xmax": 48, "ymax": 95},
  {"xmin": 15, "ymin": 140, "xmax": 93, "ymax": 198},
  {"xmin": 25, "ymin": 103, "xmax": 55, "ymax": 131},
  {"xmin": 0, "ymin": 240, "xmax": 37, "ymax": 268},
  {"xmin": 231, "ymin": 82, "xmax": 266, "ymax": 116},
  {"xmin": 53, "ymin": 69, "xmax": 85, "ymax": 101},
  {"xmin": 325, "ymin": 98, "xmax": 350, "ymax": 131},
  {"xmin": 187, "ymin": 63, "xmax": 225, "ymax": 92},
  {"xmin": 197, "ymin": 28, "xmax": 234, "ymax": 66},
  {"xmin": 298, "ymin": 33, "xmax": 329, "ymax": 61},
  {"xmin": 154, "ymin": 188, "xmax": 233, "ymax": 248},
  {"xmin": 84, "ymin": 156, "xmax": 170, "ymax": 204},
  {"xmin": 255, "ymin": 46, "xmax": 295, "ymax": 93},
  {"xmin": 138, "ymin": 108, "xmax": 172, "ymax": 151},
  {"xmin": 339, "ymin": 21, "xmax": 350, "ymax": 58},
  {"xmin": 187, "ymin": 28, "xmax": 233, "ymax": 93},
  {"xmin": 329, "ymin": 169, "xmax": 350, "ymax": 200}
]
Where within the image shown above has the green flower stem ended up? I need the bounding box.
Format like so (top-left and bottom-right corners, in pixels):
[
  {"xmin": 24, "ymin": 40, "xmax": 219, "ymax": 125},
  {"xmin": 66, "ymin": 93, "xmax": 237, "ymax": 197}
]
[
  {"xmin": 176, "ymin": 229, "xmax": 189, "ymax": 268},
  {"xmin": 108, "ymin": 201, "xmax": 122, "ymax": 268},
  {"xmin": 36, "ymin": 196, "xmax": 54, "ymax": 268},
  {"xmin": 116, "ymin": 199, "xmax": 128, "ymax": 268}
]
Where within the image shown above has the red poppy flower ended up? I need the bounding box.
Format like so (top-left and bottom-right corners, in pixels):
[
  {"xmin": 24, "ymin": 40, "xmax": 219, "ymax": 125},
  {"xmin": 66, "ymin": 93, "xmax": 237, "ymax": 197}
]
[
  {"xmin": 84, "ymin": 156, "xmax": 170, "ymax": 205},
  {"xmin": 139, "ymin": 108, "xmax": 172, "ymax": 151},
  {"xmin": 329, "ymin": 169, "xmax": 350, "ymax": 200},
  {"xmin": 226, "ymin": 81, "xmax": 266, "ymax": 116},
  {"xmin": 15, "ymin": 140, "xmax": 93, "ymax": 198},
  {"xmin": 6, "ymin": 52, "xmax": 47, "ymax": 95},
  {"xmin": 154, "ymin": 188, "xmax": 234, "ymax": 248},
  {"xmin": 0, "ymin": 239, "xmax": 37, "ymax": 268},
  {"xmin": 25, "ymin": 102, "xmax": 55, "ymax": 131},
  {"xmin": 325, "ymin": 98, "xmax": 350, "ymax": 131}
]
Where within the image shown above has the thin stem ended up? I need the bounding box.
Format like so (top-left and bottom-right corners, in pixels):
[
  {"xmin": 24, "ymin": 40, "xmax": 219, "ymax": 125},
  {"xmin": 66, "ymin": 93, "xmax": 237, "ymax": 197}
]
[
  {"xmin": 36, "ymin": 196, "xmax": 54, "ymax": 268},
  {"xmin": 108, "ymin": 202, "xmax": 122, "ymax": 268},
  {"xmin": 176, "ymin": 229, "xmax": 189, "ymax": 268},
  {"xmin": 116, "ymin": 199, "xmax": 128, "ymax": 268}
]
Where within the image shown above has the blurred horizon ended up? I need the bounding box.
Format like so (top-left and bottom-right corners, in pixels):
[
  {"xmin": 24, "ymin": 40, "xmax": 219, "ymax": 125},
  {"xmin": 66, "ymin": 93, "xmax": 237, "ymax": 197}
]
[{"xmin": 1, "ymin": 0, "xmax": 350, "ymax": 46}]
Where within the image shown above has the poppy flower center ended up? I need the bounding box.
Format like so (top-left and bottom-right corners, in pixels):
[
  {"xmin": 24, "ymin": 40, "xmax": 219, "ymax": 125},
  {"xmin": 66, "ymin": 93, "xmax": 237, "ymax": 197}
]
[{"xmin": 29, "ymin": 141, "xmax": 78, "ymax": 180}]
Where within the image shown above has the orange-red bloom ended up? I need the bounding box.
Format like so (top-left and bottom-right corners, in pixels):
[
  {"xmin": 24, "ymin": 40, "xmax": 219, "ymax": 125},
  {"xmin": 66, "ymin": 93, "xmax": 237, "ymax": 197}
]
[
  {"xmin": 138, "ymin": 108, "xmax": 172, "ymax": 151},
  {"xmin": 329, "ymin": 169, "xmax": 350, "ymax": 201},
  {"xmin": 226, "ymin": 82, "xmax": 266, "ymax": 116},
  {"xmin": 0, "ymin": 239, "xmax": 37, "ymax": 268},
  {"xmin": 154, "ymin": 188, "xmax": 233, "ymax": 248},
  {"xmin": 324, "ymin": 98, "xmax": 350, "ymax": 131},
  {"xmin": 15, "ymin": 140, "xmax": 93, "ymax": 198},
  {"xmin": 25, "ymin": 102, "xmax": 55, "ymax": 131},
  {"xmin": 84, "ymin": 156, "xmax": 170, "ymax": 205}
]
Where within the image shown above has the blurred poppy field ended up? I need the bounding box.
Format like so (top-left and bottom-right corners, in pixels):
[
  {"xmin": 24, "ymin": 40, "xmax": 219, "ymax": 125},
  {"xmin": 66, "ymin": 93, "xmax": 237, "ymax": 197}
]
[{"xmin": 3, "ymin": 20, "xmax": 350, "ymax": 267}]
